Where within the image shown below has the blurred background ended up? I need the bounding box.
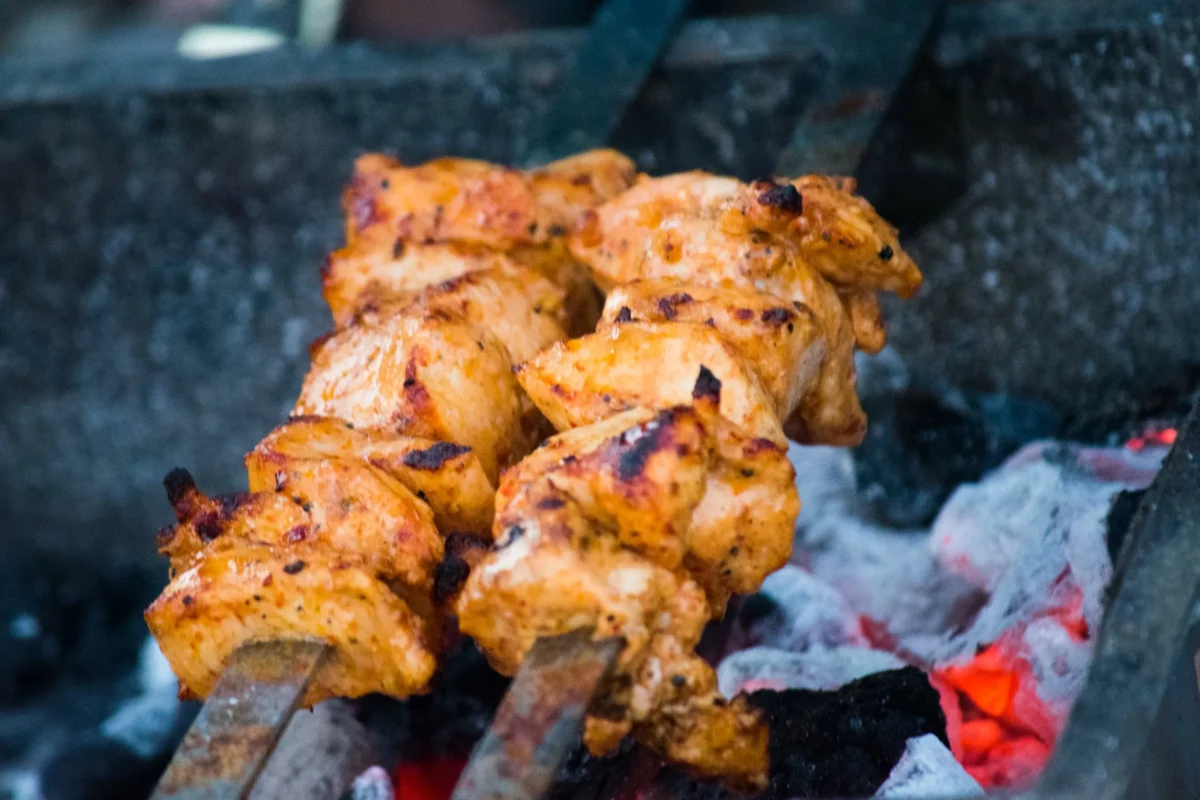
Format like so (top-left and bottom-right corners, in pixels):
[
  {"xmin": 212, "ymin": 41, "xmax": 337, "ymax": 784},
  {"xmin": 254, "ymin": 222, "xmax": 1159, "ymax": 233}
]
[{"xmin": 0, "ymin": 0, "xmax": 791, "ymax": 59}]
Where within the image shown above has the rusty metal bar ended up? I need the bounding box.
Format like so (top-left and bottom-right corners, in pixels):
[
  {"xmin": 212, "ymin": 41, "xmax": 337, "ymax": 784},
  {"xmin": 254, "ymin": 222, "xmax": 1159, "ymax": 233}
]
[
  {"xmin": 523, "ymin": 0, "xmax": 689, "ymax": 165},
  {"xmin": 775, "ymin": 0, "xmax": 941, "ymax": 176},
  {"xmin": 450, "ymin": 630, "xmax": 624, "ymax": 800},
  {"xmin": 151, "ymin": 640, "xmax": 331, "ymax": 800},
  {"xmin": 1032, "ymin": 398, "xmax": 1200, "ymax": 800}
]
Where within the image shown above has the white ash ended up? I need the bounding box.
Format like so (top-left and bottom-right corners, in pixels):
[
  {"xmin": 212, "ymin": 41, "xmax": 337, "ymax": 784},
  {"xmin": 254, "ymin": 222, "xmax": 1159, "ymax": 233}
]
[
  {"xmin": 101, "ymin": 636, "xmax": 183, "ymax": 759},
  {"xmin": 786, "ymin": 444, "xmax": 983, "ymax": 654},
  {"xmin": 740, "ymin": 565, "xmax": 868, "ymax": 652},
  {"xmin": 873, "ymin": 734, "xmax": 985, "ymax": 799},
  {"xmin": 350, "ymin": 765, "xmax": 395, "ymax": 800},
  {"xmin": 137, "ymin": 635, "xmax": 178, "ymax": 695},
  {"xmin": 718, "ymin": 646, "xmax": 903, "ymax": 697},
  {"xmin": 1002, "ymin": 618, "xmax": 1095, "ymax": 744},
  {"xmin": 925, "ymin": 441, "xmax": 1161, "ymax": 666}
]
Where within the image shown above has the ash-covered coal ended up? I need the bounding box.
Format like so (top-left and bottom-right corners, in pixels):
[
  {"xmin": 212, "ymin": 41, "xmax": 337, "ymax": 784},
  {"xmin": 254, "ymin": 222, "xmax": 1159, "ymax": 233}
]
[{"xmin": 750, "ymin": 431, "xmax": 1171, "ymax": 792}]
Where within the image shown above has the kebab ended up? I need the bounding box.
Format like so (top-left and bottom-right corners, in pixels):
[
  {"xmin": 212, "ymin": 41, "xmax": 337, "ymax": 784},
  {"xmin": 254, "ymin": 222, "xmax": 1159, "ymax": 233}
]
[
  {"xmin": 454, "ymin": 171, "xmax": 922, "ymax": 790},
  {"xmin": 144, "ymin": 149, "xmax": 637, "ymax": 707}
]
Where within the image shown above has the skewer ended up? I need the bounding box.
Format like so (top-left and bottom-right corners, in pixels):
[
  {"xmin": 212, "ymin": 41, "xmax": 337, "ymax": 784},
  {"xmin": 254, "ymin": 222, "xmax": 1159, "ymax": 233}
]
[
  {"xmin": 151, "ymin": 640, "xmax": 331, "ymax": 800},
  {"xmin": 450, "ymin": 630, "xmax": 624, "ymax": 800}
]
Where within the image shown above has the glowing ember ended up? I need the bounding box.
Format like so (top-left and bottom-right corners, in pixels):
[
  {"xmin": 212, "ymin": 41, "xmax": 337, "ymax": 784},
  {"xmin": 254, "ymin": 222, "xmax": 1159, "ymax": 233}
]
[
  {"xmin": 940, "ymin": 645, "xmax": 1017, "ymax": 718},
  {"xmin": 1125, "ymin": 426, "xmax": 1177, "ymax": 451},
  {"xmin": 394, "ymin": 755, "xmax": 466, "ymax": 800},
  {"xmin": 933, "ymin": 593, "xmax": 1088, "ymax": 792}
]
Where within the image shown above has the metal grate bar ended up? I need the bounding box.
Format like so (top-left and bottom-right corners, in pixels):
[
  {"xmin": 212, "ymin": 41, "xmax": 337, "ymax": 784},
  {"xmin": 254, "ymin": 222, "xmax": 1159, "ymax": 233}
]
[
  {"xmin": 522, "ymin": 0, "xmax": 689, "ymax": 165},
  {"xmin": 775, "ymin": 0, "xmax": 941, "ymax": 176}
]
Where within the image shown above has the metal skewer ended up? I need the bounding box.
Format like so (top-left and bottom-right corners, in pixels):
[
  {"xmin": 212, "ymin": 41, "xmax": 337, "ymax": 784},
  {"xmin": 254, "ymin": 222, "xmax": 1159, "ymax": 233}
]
[
  {"xmin": 150, "ymin": 640, "xmax": 331, "ymax": 800},
  {"xmin": 450, "ymin": 630, "xmax": 624, "ymax": 800}
]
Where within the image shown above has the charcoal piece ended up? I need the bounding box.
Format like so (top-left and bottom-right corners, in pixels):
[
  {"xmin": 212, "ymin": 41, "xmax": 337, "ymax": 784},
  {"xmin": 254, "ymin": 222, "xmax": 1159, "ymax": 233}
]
[
  {"xmin": 855, "ymin": 388, "xmax": 1061, "ymax": 528},
  {"xmin": 1106, "ymin": 488, "xmax": 1146, "ymax": 566},
  {"xmin": 641, "ymin": 667, "xmax": 947, "ymax": 800},
  {"xmin": 547, "ymin": 739, "xmax": 640, "ymax": 800},
  {"xmin": 750, "ymin": 666, "xmax": 947, "ymax": 799}
]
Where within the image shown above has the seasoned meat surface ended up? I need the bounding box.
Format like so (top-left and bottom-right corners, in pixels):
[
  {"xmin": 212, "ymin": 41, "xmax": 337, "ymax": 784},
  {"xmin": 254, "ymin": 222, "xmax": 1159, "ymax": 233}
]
[
  {"xmin": 569, "ymin": 171, "xmax": 918, "ymax": 446},
  {"xmin": 146, "ymin": 153, "xmax": 922, "ymax": 792},
  {"xmin": 463, "ymin": 168, "xmax": 922, "ymax": 787},
  {"xmin": 295, "ymin": 310, "xmax": 538, "ymax": 483},
  {"xmin": 146, "ymin": 151, "xmax": 618, "ymax": 708},
  {"xmin": 342, "ymin": 149, "xmax": 634, "ymax": 334}
]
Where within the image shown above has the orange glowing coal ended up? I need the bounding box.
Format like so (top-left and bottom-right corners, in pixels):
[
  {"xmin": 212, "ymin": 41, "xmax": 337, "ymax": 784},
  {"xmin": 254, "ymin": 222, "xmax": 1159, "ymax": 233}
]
[
  {"xmin": 1125, "ymin": 426, "xmax": 1177, "ymax": 452},
  {"xmin": 937, "ymin": 645, "xmax": 1052, "ymax": 789}
]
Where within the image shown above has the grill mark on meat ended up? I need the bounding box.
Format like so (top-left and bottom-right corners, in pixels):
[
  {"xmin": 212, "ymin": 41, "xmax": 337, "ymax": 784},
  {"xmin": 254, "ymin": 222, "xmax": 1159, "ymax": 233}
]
[
  {"xmin": 194, "ymin": 512, "xmax": 222, "ymax": 544},
  {"xmin": 617, "ymin": 419, "xmax": 670, "ymax": 482},
  {"xmin": 163, "ymin": 468, "xmax": 197, "ymax": 508},
  {"xmin": 433, "ymin": 533, "xmax": 489, "ymax": 606},
  {"xmin": 692, "ymin": 365, "xmax": 722, "ymax": 404},
  {"xmin": 755, "ymin": 180, "xmax": 803, "ymax": 214},
  {"xmin": 760, "ymin": 307, "xmax": 793, "ymax": 326},
  {"xmin": 403, "ymin": 442, "xmax": 472, "ymax": 470},
  {"xmin": 657, "ymin": 292, "xmax": 694, "ymax": 320}
]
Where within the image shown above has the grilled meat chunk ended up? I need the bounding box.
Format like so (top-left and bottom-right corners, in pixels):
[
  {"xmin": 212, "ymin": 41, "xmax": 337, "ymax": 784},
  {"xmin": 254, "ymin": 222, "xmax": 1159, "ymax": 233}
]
[
  {"xmin": 569, "ymin": 171, "xmax": 918, "ymax": 446},
  {"xmin": 249, "ymin": 416, "xmax": 495, "ymax": 538},
  {"xmin": 295, "ymin": 311, "xmax": 538, "ymax": 483},
  {"xmin": 147, "ymin": 540, "xmax": 438, "ymax": 705}
]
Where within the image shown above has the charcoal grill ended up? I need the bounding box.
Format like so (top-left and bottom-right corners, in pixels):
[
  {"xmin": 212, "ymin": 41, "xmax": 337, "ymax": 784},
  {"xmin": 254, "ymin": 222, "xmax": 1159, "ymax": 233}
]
[{"xmin": 2, "ymin": 1, "xmax": 1199, "ymax": 798}]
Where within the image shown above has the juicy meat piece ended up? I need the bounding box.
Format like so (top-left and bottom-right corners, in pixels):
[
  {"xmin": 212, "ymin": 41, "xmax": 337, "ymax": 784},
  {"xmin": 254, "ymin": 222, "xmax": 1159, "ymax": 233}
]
[
  {"xmin": 500, "ymin": 406, "xmax": 710, "ymax": 570},
  {"xmin": 295, "ymin": 310, "xmax": 539, "ymax": 483},
  {"xmin": 840, "ymin": 286, "xmax": 887, "ymax": 354},
  {"xmin": 149, "ymin": 472, "xmax": 441, "ymax": 704},
  {"xmin": 569, "ymin": 172, "xmax": 919, "ymax": 296},
  {"xmin": 155, "ymin": 469, "xmax": 309, "ymax": 576},
  {"xmin": 354, "ymin": 261, "xmax": 567, "ymax": 366},
  {"xmin": 344, "ymin": 149, "xmax": 635, "ymax": 249},
  {"xmin": 159, "ymin": 465, "xmax": 442, "ymax": 589},
  {"xmin": 322, "ymin": 242, "xmax": 568, "ymax": 343},
  {"xmin": 568, "ymin": 171, "xmax": 922, "ymax": 446},
  {"xmin": 146, "ymin": 540, "xmax": 437, "ymax": 705},
  {"xmin": 774, "ymin": 175, "xmax": 922, "ymax": 297},
  {"xmin": 599, "ymin": 280, "xmax": 825, "ymax": 422},
  {"xmin": 517, "ymin": 321, "xmax": 786, "ymax": 446},
  {"xmin": 249, "ymin": 416, "xmax": 494, "ymax": 538},
  {"xmin": 457, "ymin": 485, "xmax": 709, "ymax": 678},
  {"xmin": 341, "ymin": 149, "xmax": 633, "ymax": 334},
  {"xmin": 322, "ymin": 242, "xmax": 504, "ymax": 327},
  {"xmin": 686, "ymin": 419, "xmax": 798, "ymax": 605},
  {"xmin": 458, "ymin": 383, "xmax": 796, "ymax": 790}
]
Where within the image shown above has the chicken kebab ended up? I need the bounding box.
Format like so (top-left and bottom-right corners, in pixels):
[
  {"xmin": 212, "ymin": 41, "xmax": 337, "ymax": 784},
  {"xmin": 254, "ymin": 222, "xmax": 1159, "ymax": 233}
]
[
  {"xmin": 144, "ymin": 150, "xmax": 921, "ymax": 793},
  {"xmin": 454, "ymin": 172, "xmax": 922, "ymax": 790},
  {"xmin": 145, "ymin": 149, "xmax": 637, "ymax": 704}
]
